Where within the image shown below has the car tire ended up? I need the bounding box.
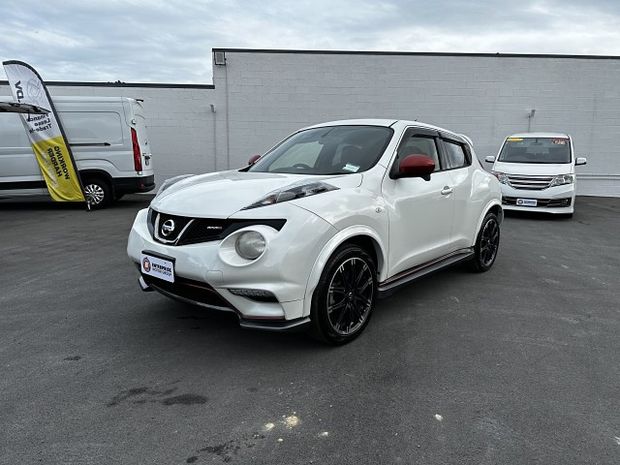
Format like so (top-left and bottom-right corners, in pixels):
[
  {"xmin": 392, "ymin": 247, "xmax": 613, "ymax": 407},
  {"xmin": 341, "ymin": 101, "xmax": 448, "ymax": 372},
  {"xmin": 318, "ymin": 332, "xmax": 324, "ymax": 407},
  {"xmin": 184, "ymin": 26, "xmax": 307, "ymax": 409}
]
[
  {"xmin": 83, "ymin": 177, "xmax": 111, "ymax": 210},
  {"xmin": 309, "ymin": 244, "xmax": 377, "ymax": 345},
  {"xmin": 470, "ymin": 212, "xmax": 500, "ymax": 272}
]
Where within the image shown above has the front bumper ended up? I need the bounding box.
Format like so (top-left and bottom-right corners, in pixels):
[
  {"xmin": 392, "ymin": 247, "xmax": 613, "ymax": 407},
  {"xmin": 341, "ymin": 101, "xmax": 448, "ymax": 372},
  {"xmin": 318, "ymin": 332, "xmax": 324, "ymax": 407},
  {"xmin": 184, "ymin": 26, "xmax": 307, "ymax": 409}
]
[
  {"xmin": 127, "ymin": 205, "xmax": 337, "ymax": 323},
  {"xmin": 500, "ymin": 183, "xmax": 575, "ymax": 214},
  {"xmin": 138, "ymin": 275, "xmax": 311, "ymax": 331}
]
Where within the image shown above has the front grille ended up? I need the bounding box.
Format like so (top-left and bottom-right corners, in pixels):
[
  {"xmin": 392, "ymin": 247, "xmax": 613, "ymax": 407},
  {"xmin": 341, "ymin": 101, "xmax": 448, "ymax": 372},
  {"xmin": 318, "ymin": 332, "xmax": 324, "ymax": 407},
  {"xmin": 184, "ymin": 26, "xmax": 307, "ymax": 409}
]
[
  {"xmin": 179, "ymin": 218, "xmax": 286, "ymax": 245},
  {"xmin": 156, "ymin": 213, "xmax": 193, "ymax": 243},
  {"xmin": 506, "ymin": 174, "xmax": 553, "ymax": 190},
  {"xmin": 503, "ymin": 196, "xmax": 572, "ymax": 208},
  {"xmin": 149, "ymin": 209, "xmax": 286, "ymax": 246},
  {"xmin": 142, "ymin": 274, "xmax": 235, "ymax": 310}
]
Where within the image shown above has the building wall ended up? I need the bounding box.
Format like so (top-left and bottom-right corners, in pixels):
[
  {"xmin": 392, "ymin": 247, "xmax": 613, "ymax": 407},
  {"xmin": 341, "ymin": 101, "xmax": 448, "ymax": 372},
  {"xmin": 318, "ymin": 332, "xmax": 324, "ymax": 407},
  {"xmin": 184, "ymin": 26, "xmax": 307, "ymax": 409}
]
[
  {"xmin": 0, "ymin": 83, "xmax": 216, "ymax": 188},
  {"xmin": 214, "ymin": 50, "xmax": 620, "ymax": 197},
  {"xmin": 2, "ymin": 50, "xmax": 620, "ymax": 196}
]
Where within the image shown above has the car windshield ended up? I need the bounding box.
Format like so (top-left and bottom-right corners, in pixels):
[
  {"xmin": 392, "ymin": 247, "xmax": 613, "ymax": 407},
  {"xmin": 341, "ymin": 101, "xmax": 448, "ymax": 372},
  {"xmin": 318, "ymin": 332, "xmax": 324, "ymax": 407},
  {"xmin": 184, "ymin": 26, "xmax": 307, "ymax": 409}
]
[
  {"xmin": 248, "ymin": 125, "xmax": 393, "ymax": 175},
  {"xmin": 498, "ymin": 137, "xmax": 571, "ymax": 164}
]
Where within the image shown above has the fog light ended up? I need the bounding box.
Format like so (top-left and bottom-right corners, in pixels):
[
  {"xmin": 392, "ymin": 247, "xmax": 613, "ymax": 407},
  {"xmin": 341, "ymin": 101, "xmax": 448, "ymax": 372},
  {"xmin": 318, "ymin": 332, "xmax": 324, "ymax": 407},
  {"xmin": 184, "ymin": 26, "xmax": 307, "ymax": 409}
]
[{"xmin": 235, "ymin": 231, "xmax": 266, "ymax": 260}]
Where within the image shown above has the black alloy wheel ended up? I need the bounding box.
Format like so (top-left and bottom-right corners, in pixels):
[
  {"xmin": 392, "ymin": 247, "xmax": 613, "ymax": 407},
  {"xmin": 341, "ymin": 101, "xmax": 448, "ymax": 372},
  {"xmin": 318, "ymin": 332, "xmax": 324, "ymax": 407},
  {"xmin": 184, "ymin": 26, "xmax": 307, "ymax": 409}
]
[
  {"xmin": 310, "ymin": 245, "xmax": 377, "ymax": 344},
  {"xmin": 471, "ymin": 212, "xmax": 500, "ymax": 272}
]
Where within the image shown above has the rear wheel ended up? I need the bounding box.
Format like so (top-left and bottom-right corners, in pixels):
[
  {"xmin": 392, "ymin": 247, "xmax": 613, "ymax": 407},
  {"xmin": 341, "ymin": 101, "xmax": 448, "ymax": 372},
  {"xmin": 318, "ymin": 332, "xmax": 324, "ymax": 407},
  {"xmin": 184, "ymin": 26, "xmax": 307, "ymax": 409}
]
[
  {"xmin": 470, "ymin": 212, "xmax": 500, "ymax": 272},
  {"xmin": 83, "ymin": 177, "xmax": 111, "ymax": 210},
  {"xmin": 310, "ymin": 245, "xmax": 377, "ymax": 345}
]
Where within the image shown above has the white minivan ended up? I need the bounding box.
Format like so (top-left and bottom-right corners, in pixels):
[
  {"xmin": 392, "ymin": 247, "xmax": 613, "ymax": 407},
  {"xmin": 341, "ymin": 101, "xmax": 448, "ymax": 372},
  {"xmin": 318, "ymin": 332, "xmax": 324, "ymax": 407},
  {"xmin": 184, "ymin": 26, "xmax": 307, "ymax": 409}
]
[
  {"xmin": 485, "ymin": 133, "xmax": 587, "ymax": 217},
  {"xmin": 0, "ymin": 96, "xmax": 155, "ymax": 208}
]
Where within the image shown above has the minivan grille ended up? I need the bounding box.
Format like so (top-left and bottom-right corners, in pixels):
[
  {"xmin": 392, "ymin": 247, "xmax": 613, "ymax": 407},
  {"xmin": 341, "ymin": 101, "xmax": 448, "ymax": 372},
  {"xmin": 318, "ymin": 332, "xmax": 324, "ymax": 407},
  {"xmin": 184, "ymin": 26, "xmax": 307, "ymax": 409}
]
[
  {"xmin": 502, "ymin": 196, "xmax": 572, "ymax": 208},
  {"xmin": 506, "ymin": 174, "xmax": 553, "ymax": 190},
  {"xmin": 148, "ymin": 209, "xmax": 286, "ymax": 246}
]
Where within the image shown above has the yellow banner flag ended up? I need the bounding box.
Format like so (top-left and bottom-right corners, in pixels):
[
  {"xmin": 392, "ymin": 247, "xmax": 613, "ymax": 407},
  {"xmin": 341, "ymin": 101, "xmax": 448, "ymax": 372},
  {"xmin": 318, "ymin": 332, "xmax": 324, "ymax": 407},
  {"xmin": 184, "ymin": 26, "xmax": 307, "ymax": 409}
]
[
  {"xmin": 32, "ymin": 136, "xmax": 84, "ymax": 201},
  {"xmin": 3, "ymin": 60, "xmax": 86, "ymax": 203}
]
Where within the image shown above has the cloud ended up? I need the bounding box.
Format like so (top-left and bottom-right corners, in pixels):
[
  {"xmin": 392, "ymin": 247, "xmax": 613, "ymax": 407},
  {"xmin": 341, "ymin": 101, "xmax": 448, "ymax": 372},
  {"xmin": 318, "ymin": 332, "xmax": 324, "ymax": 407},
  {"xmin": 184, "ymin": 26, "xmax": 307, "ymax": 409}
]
[{"xmin": 1, "ymin": 0, "xmax": 620, "ymax": 83}]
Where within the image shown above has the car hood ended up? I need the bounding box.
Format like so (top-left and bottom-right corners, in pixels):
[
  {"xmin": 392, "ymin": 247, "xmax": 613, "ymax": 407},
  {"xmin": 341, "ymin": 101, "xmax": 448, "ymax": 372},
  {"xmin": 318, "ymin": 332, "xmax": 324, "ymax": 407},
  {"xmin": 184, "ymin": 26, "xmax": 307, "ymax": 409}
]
[
  {"xmin": 492, "ymin": 161, "xmax": 574, "ymax": 176},
  {"xmin": 151, "ymin": 170, "xmax": 363, "ymax": 218}
]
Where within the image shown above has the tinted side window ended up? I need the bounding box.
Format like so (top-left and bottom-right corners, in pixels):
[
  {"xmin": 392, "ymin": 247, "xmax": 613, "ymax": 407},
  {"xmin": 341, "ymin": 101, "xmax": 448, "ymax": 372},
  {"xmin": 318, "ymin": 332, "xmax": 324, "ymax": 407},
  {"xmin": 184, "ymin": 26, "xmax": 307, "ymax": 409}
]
[
  {"xmin": 396, "ymin": 132, "xmax": 440, "ymax": 172},
  {"xmin": 442, "ymin": 140, "xmax": 469, "ymax": 170}
]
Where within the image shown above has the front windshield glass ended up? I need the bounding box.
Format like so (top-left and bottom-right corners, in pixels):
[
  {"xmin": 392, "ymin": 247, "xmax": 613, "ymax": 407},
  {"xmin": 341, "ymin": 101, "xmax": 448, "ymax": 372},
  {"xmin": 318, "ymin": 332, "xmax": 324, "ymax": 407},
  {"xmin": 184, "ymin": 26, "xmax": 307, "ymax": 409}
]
[
  {"xmin": 498, "ymin": 137, "xmax": 571, "ymax": 164},
  {"xmin": 249, "ymin": 125, "xmax": 393, "ymax": 175}
]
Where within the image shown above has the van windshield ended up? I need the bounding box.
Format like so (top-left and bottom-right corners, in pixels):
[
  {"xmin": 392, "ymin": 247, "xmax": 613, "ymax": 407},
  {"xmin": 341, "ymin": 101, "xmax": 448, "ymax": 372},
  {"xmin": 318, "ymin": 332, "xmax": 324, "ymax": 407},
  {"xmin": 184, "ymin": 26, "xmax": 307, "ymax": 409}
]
[{"xmin": 498, "ymin": 137, "xmax": 571, "ymax": 164}]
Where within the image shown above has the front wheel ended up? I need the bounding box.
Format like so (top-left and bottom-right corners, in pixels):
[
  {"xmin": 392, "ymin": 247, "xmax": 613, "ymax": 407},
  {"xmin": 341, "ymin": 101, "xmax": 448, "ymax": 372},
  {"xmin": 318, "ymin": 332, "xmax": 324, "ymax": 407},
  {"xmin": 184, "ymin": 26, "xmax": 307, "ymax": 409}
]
[
  {"xmin": 470, "ymin": 212, "xmax": 500, "ymax": 272},
  {"xmin": 83, "ymin": 177, "xmax": 111, "ymax": 210},
  {"xmin": 310, "ymin": 245, "xmax": 377, "ymax": 345}
]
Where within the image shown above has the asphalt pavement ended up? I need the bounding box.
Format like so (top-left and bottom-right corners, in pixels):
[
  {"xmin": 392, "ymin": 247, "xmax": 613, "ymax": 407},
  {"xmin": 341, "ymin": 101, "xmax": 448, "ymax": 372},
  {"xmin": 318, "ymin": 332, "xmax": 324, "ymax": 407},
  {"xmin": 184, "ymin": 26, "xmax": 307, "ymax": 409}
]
[{"xmin": 1, "ymin": 195, "xmax": 619, "ymax": 464}]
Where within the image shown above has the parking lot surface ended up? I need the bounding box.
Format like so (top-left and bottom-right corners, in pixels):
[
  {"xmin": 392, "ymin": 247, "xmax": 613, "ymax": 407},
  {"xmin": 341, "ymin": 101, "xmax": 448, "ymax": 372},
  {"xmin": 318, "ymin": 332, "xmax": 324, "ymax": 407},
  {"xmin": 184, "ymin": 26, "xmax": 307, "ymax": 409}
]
[{"xmin": 1, "ymin": 196, "xmax": 619, "ymax": 464}]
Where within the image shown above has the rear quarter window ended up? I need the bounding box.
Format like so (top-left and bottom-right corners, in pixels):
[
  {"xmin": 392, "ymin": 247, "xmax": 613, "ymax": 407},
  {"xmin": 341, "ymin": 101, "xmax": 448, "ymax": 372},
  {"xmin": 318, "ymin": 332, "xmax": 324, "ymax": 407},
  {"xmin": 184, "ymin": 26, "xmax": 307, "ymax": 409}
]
[{"xmin": 59, "ymin": 111, "xmax": 124, "ymax": 145}]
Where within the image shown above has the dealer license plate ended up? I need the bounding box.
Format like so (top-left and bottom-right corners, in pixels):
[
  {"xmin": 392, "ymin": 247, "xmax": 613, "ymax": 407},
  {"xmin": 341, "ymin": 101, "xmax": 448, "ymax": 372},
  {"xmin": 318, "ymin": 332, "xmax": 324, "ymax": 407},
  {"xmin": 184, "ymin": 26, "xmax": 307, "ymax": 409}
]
[
  {"xmin": 140, "ymin": 252, "xmax": 175, "ymax": 283},
  {"xmin": 516, "ymin": 198, "xmax": 538, "ymax": 207}
]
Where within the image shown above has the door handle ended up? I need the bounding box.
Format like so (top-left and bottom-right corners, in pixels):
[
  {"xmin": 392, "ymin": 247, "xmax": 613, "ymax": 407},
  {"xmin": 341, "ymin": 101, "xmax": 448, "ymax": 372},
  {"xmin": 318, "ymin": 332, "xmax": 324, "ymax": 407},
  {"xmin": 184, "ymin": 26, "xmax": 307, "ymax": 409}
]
[{"xmin": 441, "ymin": 186, "xmax": 453, "ymax": 195}]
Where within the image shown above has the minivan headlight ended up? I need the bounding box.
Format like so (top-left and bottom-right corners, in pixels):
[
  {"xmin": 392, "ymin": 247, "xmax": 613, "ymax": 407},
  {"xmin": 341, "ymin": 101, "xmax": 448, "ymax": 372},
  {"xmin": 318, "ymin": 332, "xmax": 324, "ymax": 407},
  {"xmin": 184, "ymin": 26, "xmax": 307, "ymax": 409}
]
[
  {"xmin": 235, "ymin": 231, "xmax": 266, "ymax": 260},
  {"xmin": 492, "ymin": 171, "xmax": 509, "ymax": 184},
  {"xmin": 549, "ymin": 174, "xmax": 574, "ymax": 187}
]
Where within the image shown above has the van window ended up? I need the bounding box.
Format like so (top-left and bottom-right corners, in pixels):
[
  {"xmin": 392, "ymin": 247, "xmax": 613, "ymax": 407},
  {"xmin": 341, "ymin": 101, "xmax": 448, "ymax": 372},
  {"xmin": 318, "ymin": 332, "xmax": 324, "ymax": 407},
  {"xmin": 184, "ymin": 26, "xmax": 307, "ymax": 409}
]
[
  {"xmin": 499, "ymin": 137, "xmax": 571, "ymax": 164},
  {"xmin": 0, "ymin": 113, "xmax": 29, "ymax": 147},
  {"xmin": 59, "ymin": 111, "xmax": 124, "ymax": 145}
]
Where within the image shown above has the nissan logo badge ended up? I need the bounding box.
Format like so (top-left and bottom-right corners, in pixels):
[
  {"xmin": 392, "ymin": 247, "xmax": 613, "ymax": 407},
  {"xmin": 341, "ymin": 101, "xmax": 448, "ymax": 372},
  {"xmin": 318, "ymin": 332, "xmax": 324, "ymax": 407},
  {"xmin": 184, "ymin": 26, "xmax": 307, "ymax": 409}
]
[{"xmin": 161, "ymin": 219, "xmax": 176, "ymax": 237}]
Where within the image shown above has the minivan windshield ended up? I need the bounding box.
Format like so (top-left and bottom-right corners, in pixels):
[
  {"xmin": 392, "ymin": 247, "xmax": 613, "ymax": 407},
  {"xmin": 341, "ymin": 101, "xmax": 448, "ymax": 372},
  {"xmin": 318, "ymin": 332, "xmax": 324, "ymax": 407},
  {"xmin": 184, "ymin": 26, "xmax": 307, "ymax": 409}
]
[
  {"xmin": 498, "ymin": 137, "xmax": 571, "ymax": 164},
  {"xmin": 248, "ymin": 125, "xmax": 393, "ymax": 175}
]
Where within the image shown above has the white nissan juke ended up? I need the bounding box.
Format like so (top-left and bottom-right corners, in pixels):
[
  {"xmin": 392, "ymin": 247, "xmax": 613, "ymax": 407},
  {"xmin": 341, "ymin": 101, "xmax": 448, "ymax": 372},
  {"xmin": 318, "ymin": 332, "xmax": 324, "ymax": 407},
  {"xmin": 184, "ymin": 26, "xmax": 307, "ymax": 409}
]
[{"xmin": 128, "ymin": 119, "xmax": 502, "ymax": 344}]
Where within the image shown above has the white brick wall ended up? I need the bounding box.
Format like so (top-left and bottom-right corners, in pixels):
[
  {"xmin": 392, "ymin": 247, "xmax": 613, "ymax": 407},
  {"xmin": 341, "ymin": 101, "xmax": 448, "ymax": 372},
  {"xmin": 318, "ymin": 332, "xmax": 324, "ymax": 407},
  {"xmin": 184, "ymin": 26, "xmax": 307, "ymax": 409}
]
[{"xmin": 2, "ymin": 50, "xmax": 620, "ymax": 196}]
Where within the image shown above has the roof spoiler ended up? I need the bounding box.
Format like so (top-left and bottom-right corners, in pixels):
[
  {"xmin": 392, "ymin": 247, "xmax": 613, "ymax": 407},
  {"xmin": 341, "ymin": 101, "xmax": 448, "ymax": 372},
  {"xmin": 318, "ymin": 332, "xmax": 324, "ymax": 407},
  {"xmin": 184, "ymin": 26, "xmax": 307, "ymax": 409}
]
[{"xmin": 0, "ymin": 101, "xmax": 50, "ymax": 114}]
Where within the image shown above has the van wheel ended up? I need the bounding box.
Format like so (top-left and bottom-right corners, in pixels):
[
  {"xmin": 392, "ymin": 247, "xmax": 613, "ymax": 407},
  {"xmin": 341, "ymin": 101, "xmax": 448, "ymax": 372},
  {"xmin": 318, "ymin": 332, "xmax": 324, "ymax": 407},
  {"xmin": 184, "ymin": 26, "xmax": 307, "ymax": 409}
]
[
  {"xmin": 309, "ymin": 245, "xmax": 377, "ymax": 345},
  {"xmin": 83, "ymin": 178, "xmax": 111, "ymax": 209},
  {"xmin": 470, "ymin": 212, "xmax": 500, "ymax": 272}
]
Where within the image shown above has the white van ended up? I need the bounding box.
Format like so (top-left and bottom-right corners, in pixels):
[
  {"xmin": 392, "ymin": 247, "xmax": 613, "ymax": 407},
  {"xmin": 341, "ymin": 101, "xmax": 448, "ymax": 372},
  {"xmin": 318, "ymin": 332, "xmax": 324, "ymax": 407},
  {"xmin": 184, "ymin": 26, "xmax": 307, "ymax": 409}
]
[
  {"xmin": 0, "ymin": 96, "xmax": 155, "ymax": 208},
  {"xmin": 485, "ymin": 133, "xmax": 587, "ymax": 217}
]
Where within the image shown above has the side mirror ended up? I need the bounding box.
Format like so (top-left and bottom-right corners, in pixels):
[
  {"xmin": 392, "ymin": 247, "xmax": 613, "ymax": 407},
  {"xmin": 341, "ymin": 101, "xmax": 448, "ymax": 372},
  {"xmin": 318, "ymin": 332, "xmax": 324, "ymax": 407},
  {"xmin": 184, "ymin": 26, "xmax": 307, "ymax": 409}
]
[
  {"xmin": 395, "ymin": 154, "xmax": 435, "ymax": 181},
  {"xmin": 575, "ymin": 157, "xmax": 587, "ymax": 166},
  {"xmin": 484, "ymin": 156, "xmax": 496, "ymax": 163},
  {"xmin": 248, "ymin": 154, "xmax": 261, "ymax": 165}
]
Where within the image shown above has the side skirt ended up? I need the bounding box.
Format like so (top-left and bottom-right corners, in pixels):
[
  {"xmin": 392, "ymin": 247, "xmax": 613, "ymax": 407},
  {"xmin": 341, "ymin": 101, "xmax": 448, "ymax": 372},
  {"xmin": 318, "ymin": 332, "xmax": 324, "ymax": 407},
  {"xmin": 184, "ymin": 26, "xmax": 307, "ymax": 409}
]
[{"xmin": 378, "ymin": 247, "xmax": 474, "ymax": 295}]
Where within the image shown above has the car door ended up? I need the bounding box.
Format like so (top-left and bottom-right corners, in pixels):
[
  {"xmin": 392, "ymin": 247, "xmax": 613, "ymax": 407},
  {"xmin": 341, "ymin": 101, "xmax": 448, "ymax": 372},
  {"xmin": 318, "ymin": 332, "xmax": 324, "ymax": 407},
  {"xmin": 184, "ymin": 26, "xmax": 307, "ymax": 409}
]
[
  {"xmin": 382, "ymin": 127, "xmax": 456, "ymax": 277},
  {"xmin": 439, "ymin": 135, "xmax": 476, "ymax": 249}
]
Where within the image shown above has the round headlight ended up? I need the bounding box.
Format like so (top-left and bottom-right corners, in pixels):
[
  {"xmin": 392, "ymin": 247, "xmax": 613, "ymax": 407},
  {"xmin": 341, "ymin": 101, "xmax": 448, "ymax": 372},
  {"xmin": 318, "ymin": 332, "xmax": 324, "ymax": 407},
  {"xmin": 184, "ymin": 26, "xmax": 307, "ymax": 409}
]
[{"xmin": 235, "ymin": 231, "xmax": 266, "ymax": 260}]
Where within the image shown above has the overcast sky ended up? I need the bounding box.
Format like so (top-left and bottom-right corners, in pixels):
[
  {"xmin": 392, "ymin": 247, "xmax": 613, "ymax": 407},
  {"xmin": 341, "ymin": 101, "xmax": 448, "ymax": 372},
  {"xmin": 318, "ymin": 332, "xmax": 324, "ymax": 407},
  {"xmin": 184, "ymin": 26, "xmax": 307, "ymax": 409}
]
[{"xmin": 2, "ymin": 0, "xmax": 620, "ymax": 83}]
